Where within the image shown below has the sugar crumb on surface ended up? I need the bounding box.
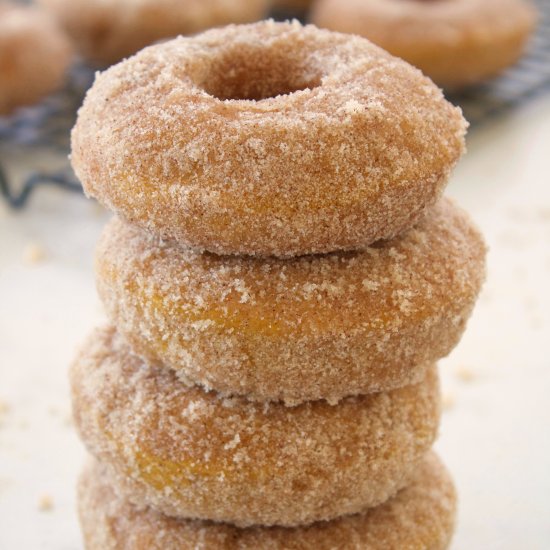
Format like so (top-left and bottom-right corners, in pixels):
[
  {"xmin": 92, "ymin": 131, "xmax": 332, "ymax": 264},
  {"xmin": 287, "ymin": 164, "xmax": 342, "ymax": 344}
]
[
  {"xmin": 0, "ymin": 399, "xmax": 10, "ymax": 427},
  {"xmin": 21, "ymin": 241, "xmax": 48, "ymax": 265},
  {"xmin": 37, "ymin": 494, "xmax": 54, "ymax": 512},
  {"xmin": 0, "ymin": 399, "xmax": 10, "ymax": 415},
  {"xmin": 455, "ymin": 365, "xmax": 476, "ymax": 383},
  {"xmin": 442, "ymin": 392, "xmax": 456, "ymax": 411}
]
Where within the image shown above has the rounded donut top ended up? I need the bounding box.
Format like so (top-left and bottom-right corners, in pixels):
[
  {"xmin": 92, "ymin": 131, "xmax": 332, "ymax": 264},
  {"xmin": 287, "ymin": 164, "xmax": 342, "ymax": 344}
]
[{"xmin": 72, "ymin": 20, "xmax": 468, "ymax": 257}]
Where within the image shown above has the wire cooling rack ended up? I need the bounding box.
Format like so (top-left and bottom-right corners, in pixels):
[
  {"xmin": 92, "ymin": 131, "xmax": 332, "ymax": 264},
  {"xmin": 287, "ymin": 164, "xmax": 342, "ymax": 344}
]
[
  {"xmin": 448, "ymin": 0, "xmax": 550, "ymax": 126},
  {"xmin": 0, "ymin": 63, "xmax": 94, "ymax": 208},
  {"xmin": 1, "ymin": 0, "xmax": 549, "ymax": 209}
]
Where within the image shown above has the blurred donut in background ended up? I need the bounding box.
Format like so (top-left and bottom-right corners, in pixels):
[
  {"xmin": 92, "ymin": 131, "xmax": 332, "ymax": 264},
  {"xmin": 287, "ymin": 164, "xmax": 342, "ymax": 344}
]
[
  {"xmin": 0, "ymin": 3, "xmax": 72, "ymax": 116},
  {"xmin": 273, "ymin": 0, "xmax": 313, "ymax": 13},
  {"xmin": 37, "ymin": 0, "xmax": 271, "ymax": 66},
  {"xmin": 311, "ymin": 0, "xmax": 538, "ymax": 89}
]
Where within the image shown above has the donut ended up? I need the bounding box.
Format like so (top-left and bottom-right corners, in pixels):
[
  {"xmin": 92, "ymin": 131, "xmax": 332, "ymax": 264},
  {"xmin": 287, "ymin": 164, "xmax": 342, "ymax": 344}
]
[
  {"xmin": 71, "ymin": 326, "xmax": 441, "ymax": 527},
  {"xmin": 0, "ymin": 3, "xmax": 72, "ymax": 116},
  {"xmin": 78, "ymin": 452, "xmax": 456, "ymax": 550},
  {"xmin": 273, "ymin": 0, "xmax": 313, "ymax": 12},
  {"xmin": 95, "ymin": 198, "xmax": 486, "ymax": 406},
  {"xmin": 311, "ymin": 0, "xmax": 538, "ymax": 89},
  {"xmin": 38, "ymin": 0, "xmax": 270, "ymax": 66},
  {"xmin": 71, "ymin": 20, "xmax": 468, "ymax": 258}
]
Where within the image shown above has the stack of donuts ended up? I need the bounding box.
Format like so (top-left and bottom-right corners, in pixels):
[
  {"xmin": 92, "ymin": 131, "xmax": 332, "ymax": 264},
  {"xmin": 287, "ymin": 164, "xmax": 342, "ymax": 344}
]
[{"xmin": 70, "ymin": 21, "xmax": 486, "ymax": 549}]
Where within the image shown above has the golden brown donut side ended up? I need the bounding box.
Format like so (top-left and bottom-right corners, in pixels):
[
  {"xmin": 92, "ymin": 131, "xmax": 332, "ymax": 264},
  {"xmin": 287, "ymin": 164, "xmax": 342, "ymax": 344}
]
[
  {"xmin": 72, "ymin": 21, "xmax": 467, "ymax": 257},
  {"xmin": 0, "ymin": 4, "xmax": 72, "ymax": 115},
  {"xmin": 94, "ymin": 198, "xmax": 486, "ymax": 405},
  {"xmin": 78, "ymin": 452, "xmax": 456, "ymax": 550},
  {"xmin": 311, "ymin": 0, "xmax": 538, "ymax": 89},
  {"xmin": 38, "ymin": 0, "xmax": 269, "ymax": 66},
  {"xmin": 71, "ymin": 326, "xmax": 441, "ymax": 527}
]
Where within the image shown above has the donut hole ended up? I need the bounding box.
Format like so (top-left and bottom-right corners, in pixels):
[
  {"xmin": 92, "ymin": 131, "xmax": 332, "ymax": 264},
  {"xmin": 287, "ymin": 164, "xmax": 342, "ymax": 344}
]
[{"xmin": 199, "ymin": 45, "xmax": 322, "ymax": 101}]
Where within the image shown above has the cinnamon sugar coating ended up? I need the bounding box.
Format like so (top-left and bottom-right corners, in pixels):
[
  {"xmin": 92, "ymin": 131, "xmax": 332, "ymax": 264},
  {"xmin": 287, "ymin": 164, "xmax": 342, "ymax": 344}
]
[
  {"xmin": 95, "ymin": 198, "xmax": 486, "ymax": 405},
  {"xmin": 38, "ymin": 0, "xmax": 269, "ymax": 67},
  {"xmin": 312, "ymin": 0, "xmax": 538, "ymax": 89},
  {"xmin": 71, "ymin": 326, "xmax": 441, "ymax": 527},
  {"xmin": 72, "ymin": 20, "xmax": 467, "ymax": 257},
  {"xmin": 78, "ymin": 452, "xmax": 456, "ymax": 550},
  {"xmin": 0, "ymin": 3, "xmax": 72, "ymax": 115}
]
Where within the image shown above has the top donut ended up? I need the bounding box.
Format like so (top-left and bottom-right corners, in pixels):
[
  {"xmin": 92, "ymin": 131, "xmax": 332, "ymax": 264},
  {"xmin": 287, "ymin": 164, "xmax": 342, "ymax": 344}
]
[{"xmin": 72, "ymin": 20, "xmax": 467, "ymax": 258}]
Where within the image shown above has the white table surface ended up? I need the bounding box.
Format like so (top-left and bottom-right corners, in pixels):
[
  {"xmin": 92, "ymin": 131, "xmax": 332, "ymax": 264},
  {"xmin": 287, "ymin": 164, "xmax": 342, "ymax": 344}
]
[{"xmin": 1, "ymin": 94, "xmax": 549, "ymax": 550}]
